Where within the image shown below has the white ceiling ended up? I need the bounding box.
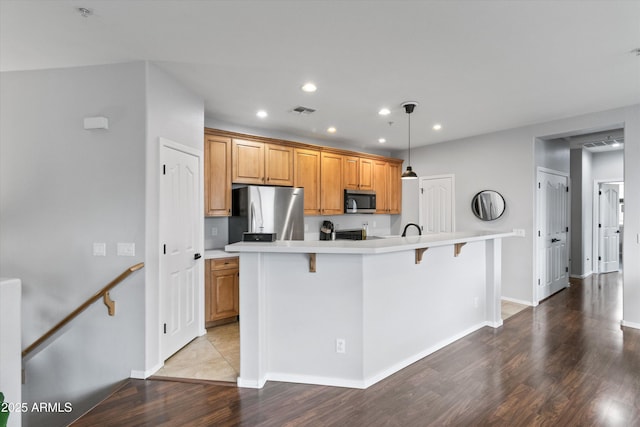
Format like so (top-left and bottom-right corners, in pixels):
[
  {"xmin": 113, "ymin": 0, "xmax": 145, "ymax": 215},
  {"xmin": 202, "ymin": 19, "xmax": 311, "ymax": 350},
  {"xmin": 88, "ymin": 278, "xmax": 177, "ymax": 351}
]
[{"xmin": 1, "ymin": 0, "xmax": 639, "ymax": 152}]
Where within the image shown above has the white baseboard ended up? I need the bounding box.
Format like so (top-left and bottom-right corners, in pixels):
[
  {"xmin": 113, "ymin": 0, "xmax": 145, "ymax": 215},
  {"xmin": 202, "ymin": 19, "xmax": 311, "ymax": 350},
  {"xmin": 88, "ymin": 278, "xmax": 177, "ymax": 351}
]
[
  {"xmin": 570, "ymin": 271, "xmax": 592, "ymax": 279},
  {"xmin": 130, "ymin": 362, "xmax": 163, "ymax": 379},
  {"xmin": 237, "ymin": 376, "xmax": 267, "ymax": 389},
  {"xmin": 267, "ymin": 373, "xmax": 366, "ymax": 389},
  {"xmin": 501, "ymin": 296, "xmax": 533, "ymax": 306},
  {"xmin": 363, "ymin": 321, "xmax": 488, "ymax": 389},
  {"xmin": 239, "ymin": 321, "xmax": 492, "ymax": 390},
  {"xmin": 621, "ymin": 320, "xmax": 640, "ymax": 330}
]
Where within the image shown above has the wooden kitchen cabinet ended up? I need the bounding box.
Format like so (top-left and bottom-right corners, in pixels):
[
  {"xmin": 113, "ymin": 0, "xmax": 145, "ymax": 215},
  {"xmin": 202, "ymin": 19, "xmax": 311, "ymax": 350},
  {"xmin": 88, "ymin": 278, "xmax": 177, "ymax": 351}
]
[
  {"xmin": 205, "ymin": 257, "xmax": 239, "ymax": 326},
  {"xmin": 373, "ymin": 160, "xmax": 402, "ymax": 214},
  {"xmin": 232, "ymin": 139, "xmax": 265, "ymax": 184},
  {"xmin": 373, "ymin": 160, "xmax": 389, "ymax": 214},
  {"xmin": 265, "ymin": 143, "xmax": 294, "ymax": 186},
  {"xmin": 359, "ymin": 158, "xmax": 374, "ymax": 191},
  {"xmin": 232, "ymin": 139, "xmax": 293, "ymax": 186},
  {"xmin": 204, "ymin": 134, "xmax": 232, "ymax": 216},
  {"xmin": 321, "ymin": 151, "xmax": 344, "ymax": 215},
  {"xmin": 343, "ymin": 156, "xmax": 374, "ymax": 191},
  {"xmin": 388, "ymin": 161, "xmax": 402, "ymax": 214},
  {"xmin": 294, "ymin": 148, "xmax": 321, "ymax": 215}
]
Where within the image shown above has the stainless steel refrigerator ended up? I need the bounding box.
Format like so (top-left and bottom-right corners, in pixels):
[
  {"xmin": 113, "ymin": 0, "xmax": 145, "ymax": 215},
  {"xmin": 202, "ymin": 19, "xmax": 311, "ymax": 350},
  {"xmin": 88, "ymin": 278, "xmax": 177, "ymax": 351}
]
[{"xmin": 228, "ymin": 186, "xmax": 305, "ymax": 243}]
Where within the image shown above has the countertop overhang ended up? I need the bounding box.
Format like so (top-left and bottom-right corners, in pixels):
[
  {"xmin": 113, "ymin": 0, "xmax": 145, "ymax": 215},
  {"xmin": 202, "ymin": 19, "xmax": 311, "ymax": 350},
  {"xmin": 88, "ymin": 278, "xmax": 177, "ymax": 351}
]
[{"xmin": 225, "ymin": 230, "xmax": 517, "ymax": 255}]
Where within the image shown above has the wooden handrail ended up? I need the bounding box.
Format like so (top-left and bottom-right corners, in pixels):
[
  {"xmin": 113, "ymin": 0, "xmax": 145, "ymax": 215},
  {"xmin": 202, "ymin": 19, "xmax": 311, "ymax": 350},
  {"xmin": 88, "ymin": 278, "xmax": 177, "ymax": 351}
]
[{"xmin": 22, "ymin": 262, "xmax": 144, "ymax": 359}]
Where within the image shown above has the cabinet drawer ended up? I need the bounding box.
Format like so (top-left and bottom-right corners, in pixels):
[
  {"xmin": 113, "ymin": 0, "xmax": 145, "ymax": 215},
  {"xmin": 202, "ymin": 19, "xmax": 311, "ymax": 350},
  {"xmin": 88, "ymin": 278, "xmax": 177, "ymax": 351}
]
[{"xmin": 211, "ymin": 257, "xmax": 239, "ymax": 270}]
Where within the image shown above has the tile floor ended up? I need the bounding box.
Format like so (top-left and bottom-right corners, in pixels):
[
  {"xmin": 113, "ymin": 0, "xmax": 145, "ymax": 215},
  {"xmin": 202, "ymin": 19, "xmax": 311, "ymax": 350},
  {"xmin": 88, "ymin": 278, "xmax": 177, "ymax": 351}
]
[
  {"xmin": 154, "ymin": 300, "xmax": 529, "ymax": 383},
  {"xmin": 154, "ymin": 322, "xmax": 239, "ymax": 382},
  {"xmin": 501, "ymin": 299, "xmax": 529, "ymax": 320}
]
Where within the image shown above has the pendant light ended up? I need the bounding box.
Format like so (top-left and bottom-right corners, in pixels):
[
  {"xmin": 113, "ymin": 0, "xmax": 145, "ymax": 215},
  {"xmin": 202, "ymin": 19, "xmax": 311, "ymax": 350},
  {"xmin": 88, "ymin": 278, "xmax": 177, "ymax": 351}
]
[{"xmin": 401, "ymin": 101, "xmax": 418, "ymax": 180}]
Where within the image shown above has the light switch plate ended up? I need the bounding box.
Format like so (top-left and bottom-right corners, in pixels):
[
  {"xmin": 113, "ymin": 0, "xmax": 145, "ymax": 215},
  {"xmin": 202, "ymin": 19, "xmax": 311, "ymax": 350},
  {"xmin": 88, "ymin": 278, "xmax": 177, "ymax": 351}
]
[
  {"xmin": 93, "ymin": 243, "xmax": 106, "ymax": 256},
  {"xmin": 117, "ymin": 242, "xmax": 135, "ymax": 257}
]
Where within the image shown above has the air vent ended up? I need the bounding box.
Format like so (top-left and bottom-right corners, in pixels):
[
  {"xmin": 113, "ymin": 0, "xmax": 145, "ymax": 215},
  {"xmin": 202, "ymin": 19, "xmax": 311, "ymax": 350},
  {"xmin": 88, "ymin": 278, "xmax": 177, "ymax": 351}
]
[
  {"xmin": 583, "ymin": 137, "xmax": 624, "ymax": 148},
  {"xmin": 291, "ymin": 106, "xmax": 316, "ymax": 115}
]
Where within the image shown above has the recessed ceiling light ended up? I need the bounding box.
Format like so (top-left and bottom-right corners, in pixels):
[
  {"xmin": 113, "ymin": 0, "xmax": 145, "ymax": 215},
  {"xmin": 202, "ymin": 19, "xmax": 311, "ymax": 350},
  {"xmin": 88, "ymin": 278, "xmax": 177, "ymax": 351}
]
[
  {"xmin": 256, "ymin": 110, "xmax": 268, "ymax": 118},
  {"xmin": 378, "ymin": 108, "xmax": 391, "ymax": 116},
  {"xmin": 378, "ymin": 138, "xmax": 386, "ymax": 143},
  {"xmin": 432, "ymin": 123, "xmax": 442, "ymax": 131},
  {"xmin": 327, "ymin": 126, "xmax": 337, "ymax": 134},
  {"xmin": 301, "ymin": 82, "xmax": 317, "ymax": 93}
]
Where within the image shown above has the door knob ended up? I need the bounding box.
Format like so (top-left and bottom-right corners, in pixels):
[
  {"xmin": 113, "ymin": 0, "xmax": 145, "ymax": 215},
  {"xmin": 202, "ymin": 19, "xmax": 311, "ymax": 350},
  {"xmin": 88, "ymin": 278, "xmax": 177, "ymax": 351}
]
[
  {"xmin": 551, "ymin": 238, "xmax": 560, "ymax": 243},
  {"xmin": 194, "ymin": 253, "xmax": 202, "ymax": 260}
]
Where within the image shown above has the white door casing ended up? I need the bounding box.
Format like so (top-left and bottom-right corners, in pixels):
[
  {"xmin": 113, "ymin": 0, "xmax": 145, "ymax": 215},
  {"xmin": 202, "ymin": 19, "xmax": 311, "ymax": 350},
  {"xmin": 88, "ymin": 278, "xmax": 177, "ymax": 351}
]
[
  {"xmin": 598, "ymin": 183, "xmax": 620, "ymax": 273},
  {"xmin": 536, "ymin": 169, "xmax": 569, "ymax": 302},
  {"xmin": 160, "ymin": 141, "xmax": 202, "ymax": 360},
  {"xmin": 419, "ymin": 175, "xmax": 455, "ymax": 234}
]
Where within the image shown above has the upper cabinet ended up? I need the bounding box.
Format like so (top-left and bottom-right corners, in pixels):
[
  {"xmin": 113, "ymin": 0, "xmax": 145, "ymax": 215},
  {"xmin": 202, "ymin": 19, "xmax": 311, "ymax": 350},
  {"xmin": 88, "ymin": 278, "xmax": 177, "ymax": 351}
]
[
  {"xmin": 343, "ymin": 156, "xmax": 374, "ymax": 191},
  {"xmin": 232, "ymin": 139, "xmax": 293, "ymax": 186},
  {"xmin": 205, "ymin": 128, "xmax": 402, "ymax": 216},
  {"xmin": 204, "ymin": 134, "xmax": 232, "ymax": 216},
  {"xmin": 294, "ymin": 148, "xmax": 321, "ymax": 215},
  {"xmin": 388, "ymin": 161, "xmax": 402, "ymax": 214},
  {"xmin": 320, "ymin": 152, "xmax": 344, "ymax": 215},
  {"xmin": 373, "ymin": 159, "xmax": 403, "ymax": 214},
  {"xmin": 265, "ymin": 143, "xmax": 294, "ymax": 186}
]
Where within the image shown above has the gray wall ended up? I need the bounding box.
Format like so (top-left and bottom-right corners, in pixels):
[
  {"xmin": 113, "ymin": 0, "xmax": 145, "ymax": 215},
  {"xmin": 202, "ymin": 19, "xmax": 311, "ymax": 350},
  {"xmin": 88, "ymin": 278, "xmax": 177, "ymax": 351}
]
[
  {"xmin": 399, "ymin": 126, "xmax": 533, "ymax": 303},
  {"xmin": 399, "ymin": 105, "xmax": 639, "ymax": 307},
  {"xmin": 1, "ymin": 62, "xmax": 147, "ymax": 426},
  {"xmin": 593, "ymin": 150, "xmax": 624, "ymax": 181},
  {"xmin": 569, "ymin": 148, "xmax": 594, "ymax": 277}
]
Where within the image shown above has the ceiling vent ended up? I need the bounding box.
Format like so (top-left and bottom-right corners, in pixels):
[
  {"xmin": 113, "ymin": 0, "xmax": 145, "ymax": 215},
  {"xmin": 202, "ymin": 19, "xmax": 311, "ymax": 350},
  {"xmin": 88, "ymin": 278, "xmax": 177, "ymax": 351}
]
[
  {"xmin": 583, "ymin": 137, "xmax": 624, "ymax": 148},
  {"xmin": 291, "ymin": 106, "xmax": 316, "ymax": 115}
]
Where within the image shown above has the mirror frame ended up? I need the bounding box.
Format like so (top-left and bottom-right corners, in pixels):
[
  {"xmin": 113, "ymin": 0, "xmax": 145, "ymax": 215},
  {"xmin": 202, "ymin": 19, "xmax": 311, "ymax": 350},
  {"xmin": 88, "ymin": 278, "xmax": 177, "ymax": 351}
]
[{"xmin": 471, "ymin": 190, "xmax": 506, "ymax": 221}]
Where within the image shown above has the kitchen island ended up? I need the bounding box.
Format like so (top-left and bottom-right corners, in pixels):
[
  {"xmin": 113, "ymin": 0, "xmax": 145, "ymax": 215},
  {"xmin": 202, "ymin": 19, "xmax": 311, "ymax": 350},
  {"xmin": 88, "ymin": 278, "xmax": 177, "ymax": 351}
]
[{"xmin": 225, "ymin": 231, "xmax": 516, "ymax": 389}]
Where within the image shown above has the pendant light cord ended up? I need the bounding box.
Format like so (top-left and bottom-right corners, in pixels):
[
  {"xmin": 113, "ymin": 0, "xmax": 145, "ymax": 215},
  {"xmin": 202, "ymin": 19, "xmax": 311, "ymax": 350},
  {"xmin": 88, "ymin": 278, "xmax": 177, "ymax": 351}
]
[{"xmin": 407, "ymin": 112, "xmax": 411, "ymax": 165}]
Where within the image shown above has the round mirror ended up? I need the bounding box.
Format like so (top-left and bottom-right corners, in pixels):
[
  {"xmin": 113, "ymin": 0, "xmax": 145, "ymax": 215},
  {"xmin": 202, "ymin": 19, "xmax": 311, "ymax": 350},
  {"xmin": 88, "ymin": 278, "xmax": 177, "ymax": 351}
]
[{"xmin": 471, "ymin": 190, "xmax": 506, "ymax": 221}]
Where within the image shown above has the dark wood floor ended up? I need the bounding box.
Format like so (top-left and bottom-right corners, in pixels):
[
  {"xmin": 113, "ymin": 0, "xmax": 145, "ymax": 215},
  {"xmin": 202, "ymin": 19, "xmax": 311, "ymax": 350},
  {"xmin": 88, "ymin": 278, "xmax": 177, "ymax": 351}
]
[{"xmin": 72, "ymin": 273, "xmax": 640, "ymax": 426}]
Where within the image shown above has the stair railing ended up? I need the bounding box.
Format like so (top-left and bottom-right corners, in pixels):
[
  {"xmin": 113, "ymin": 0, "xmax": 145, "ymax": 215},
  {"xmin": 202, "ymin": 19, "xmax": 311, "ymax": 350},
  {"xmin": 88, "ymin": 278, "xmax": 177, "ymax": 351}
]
[{"xmin": 21, "ymin": 262, "xmax": 144, "ymax": 360}]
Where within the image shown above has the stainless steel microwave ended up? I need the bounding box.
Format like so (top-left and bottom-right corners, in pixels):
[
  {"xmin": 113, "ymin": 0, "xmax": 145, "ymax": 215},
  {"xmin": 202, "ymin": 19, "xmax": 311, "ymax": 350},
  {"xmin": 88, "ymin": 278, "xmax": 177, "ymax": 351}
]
[{"xmin": 344, "ymin": 189, "xmax": 376, "ymax": 214}]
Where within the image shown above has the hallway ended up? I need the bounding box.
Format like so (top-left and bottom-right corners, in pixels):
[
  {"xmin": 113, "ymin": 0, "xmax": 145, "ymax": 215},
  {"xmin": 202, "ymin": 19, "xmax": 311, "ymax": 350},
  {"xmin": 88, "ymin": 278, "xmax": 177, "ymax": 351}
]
[{"xmin": 73, "ymin": 272, "xmax": 640, "ymax": 426}]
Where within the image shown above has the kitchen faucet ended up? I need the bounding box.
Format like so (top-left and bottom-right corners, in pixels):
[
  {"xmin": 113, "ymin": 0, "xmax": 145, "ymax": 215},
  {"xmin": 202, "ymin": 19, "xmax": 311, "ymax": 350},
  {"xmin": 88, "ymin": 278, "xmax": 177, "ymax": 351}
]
[{"xmin": 401, "ymin": 223, "xmax": 422, "ymax": 237}]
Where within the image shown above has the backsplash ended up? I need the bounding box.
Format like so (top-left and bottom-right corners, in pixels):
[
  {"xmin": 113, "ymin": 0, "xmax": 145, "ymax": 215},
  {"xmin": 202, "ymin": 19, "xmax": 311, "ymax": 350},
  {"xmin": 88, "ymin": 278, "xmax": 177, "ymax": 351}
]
[{"xmin": 204, "ymin": 215, "xmax": 393, "ymax": 249}]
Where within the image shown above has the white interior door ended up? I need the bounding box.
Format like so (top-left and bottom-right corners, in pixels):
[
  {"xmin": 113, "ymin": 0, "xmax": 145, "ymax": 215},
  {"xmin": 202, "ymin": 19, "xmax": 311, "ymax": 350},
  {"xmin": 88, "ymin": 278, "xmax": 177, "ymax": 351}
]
[
  {"xmin": 537, "ymin": 170, "xmax": 569, "ymax": 301},
  {"xmin": 419, "ymin": 175, "xmax": 454, "ymax": 233},
  {"xmin": 598, "ymin": 183, "xmax": 620, "ymax": 273},
  {"xmin": 160, "ymin": 145, "xmax": 201, "ymax": 360}
]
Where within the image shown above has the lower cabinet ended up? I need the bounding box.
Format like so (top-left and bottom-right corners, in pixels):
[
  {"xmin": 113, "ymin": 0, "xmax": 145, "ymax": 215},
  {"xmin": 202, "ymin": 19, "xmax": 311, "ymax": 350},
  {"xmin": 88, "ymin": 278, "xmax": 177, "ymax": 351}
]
[{"xmin": 205, "ymin": 257, "xmax": 239, "ymax": 326}]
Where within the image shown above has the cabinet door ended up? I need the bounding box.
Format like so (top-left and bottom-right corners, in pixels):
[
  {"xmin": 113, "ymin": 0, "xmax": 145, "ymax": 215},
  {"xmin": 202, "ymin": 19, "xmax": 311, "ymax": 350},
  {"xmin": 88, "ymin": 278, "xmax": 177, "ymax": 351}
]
[
  {"xmin": 373, "ymin": 160, "xmax": 389, "ymax": 213},
  {"xmin": 359, "ymin": 158, "xmax": 374, "ymax": 191},
  {"xmin": 294, "ymin": 148, "xmax": 321, "ymax": 215},
  {"xmin": 343, "ymin": 156, "xmax": 359, "ymax": 190},
  {"xmin": 210, "ymin": 268, "xmax": 239, "ymax": 321},
  {"xmin": 265, "ymin": 143, "xmax": 294, "ymax": 186},
  {"xmin": 388, "ymin": 161, "xmax": 402, "ymax": 214},
  {"xmin": 204, "ymin": 135, "xmax": 232, "ymax": 216},
  {"xmin": 321, "ymin": 152, "xmax": 344, "ymax": 215},
  {"xmin": 232, "ymin": 139, "xmax": 265, "ymax": 184}
]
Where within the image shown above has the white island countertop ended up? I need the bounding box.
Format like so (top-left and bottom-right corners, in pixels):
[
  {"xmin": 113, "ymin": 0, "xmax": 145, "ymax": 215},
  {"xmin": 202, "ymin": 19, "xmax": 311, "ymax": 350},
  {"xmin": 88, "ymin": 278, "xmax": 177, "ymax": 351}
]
[{"xmin": 225, "ymin": 230, "xmax": 516, "ymax": 255}]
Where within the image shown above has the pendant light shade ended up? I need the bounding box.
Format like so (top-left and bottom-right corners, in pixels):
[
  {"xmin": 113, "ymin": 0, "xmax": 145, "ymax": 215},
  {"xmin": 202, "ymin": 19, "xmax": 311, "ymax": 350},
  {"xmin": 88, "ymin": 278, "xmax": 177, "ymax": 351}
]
[{"xmin": 401, "ymin": 101, "xmax": 419, "ymax": 180}]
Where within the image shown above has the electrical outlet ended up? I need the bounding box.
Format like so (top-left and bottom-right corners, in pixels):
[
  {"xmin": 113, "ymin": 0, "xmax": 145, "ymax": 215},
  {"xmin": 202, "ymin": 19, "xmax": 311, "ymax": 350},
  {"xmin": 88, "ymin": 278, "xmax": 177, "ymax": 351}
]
[
  {"xmin": 211, "ymin": 227, "xmax": 218, "ymax": 236},
  {"xmin": 336, "ymin": 338, "xmax": 346, "ymax": 354},
  {"xmin": 474, "ymin": 297, "xmax": 479, "ymax": 308},
  {"xmin": 513, "ymin": 229, "xmax": 525, "ymax": 237}
]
